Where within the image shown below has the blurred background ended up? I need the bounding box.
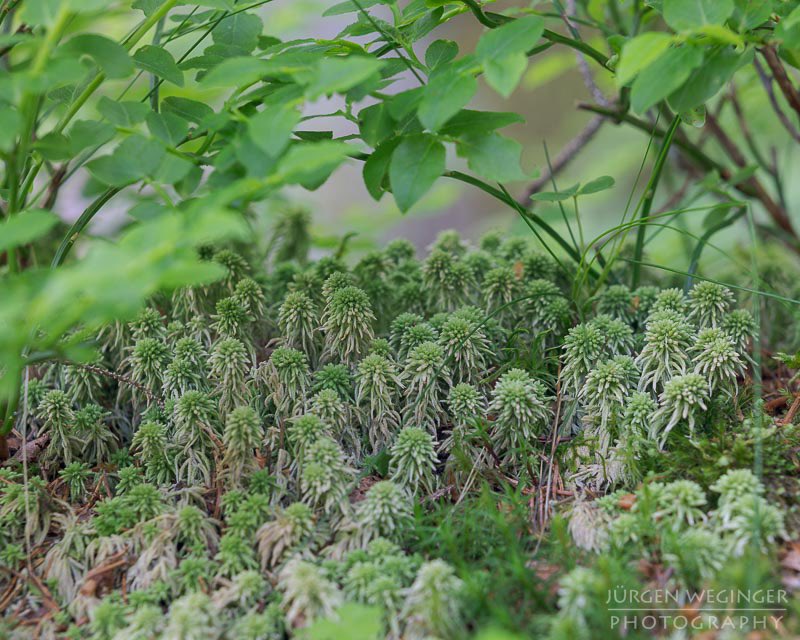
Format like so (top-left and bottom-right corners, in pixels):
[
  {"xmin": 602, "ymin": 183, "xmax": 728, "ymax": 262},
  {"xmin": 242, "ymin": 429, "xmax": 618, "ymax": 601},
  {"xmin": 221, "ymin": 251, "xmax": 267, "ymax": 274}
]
[{"xmin": 68, "ymin": 1, "xmax": 800, "ymax": 276}]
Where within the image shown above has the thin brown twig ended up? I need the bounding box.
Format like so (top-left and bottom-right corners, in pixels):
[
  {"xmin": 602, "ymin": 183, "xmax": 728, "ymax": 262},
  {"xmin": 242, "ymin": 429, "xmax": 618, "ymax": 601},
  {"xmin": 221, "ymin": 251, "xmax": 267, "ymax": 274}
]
[
  {"xmin": 703, "ymin": 112, "xmax": 793, "ymax": 234},
  {"xmin": 579, "ymin": 102, "xmax": 798, "ymax": 240},
  {"xmin": 74, "ymin": 363, "xmax": 165, "ymax": 409},
  {"xmin": 753, "ymin": 57, "xmax": 800, "ymax": 143},
  {"xmin": 760, "ymin": 46, "xmax": 800, "ymax": 119},
  {"xmin": 780, "ymin": 394, "xmax": 800, "ymax": 426},
  {"xmin": 523, "ymin": 115, "xmax": 605, "ymax": 200},
  {"xmin": 564, "ymin": 0, "xmax": 609, "ymax": 106}
]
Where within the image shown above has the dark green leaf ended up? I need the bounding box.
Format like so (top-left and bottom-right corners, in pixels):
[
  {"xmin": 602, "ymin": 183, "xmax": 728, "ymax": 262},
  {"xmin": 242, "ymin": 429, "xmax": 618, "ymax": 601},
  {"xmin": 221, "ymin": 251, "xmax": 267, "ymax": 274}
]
[
  {"xmin": 426, "ymin": 39, "xmax": 459, "ymax": 69},
  {"xmin": 733, "ymin": 0, "xmax": 773, "ymax": 30},
  {"xmin": 33, "ymin": 132, "xmax": 72, "ymax": 161},
  {"xmin": 389, "ymin": 134, "xmax": 445, "ymax": 212},
  {"xmin": 133, "ymin": 45, "xmax": 184, "ymax": 86},
  {"xmin": 359, "ymin": 102, "xmax": 396, "ymax": 147},
  {"xmin": 146, "ymin": 111, "xmax": 189, "ymax": 146},
  {"xmin": 631, "ymin": 45, "xmax": 703, "ymax": 112},
  {"xmin": 418, "ymin": 67, "xmax": 477, "ymax": 132},
  {"xmin": 200, "ymin": 57, "xmax": 268, "ymax": 88},
  {"xmin": 456, "ymin": 132, "xmax": 530, "ymax": 182},
  {"xmin": 578, "ymin": 175, "xmax": 615, "ymax": 195},
  {"xmin": 69, "ymin": 120, "xmax": 116, "ymax": 154},
  {"xmin": 306, "ymin": 56, "xmax": 385, "ymax": 99},
  {"xmin": 152, "ymin": 153, "xmax": 195, "ymax": 185},
  {"xmin": 667, "ymin": 46, "xmax": 748, "ymax": 112},
  {"xmin": 87, "ymin": 135, "xmax": 165, "ymax": 186},
  {"xmin": 97, "ymin": 97, "xmax": 149, "ymax": 127},
  {"xmin": 212, "ymin": 11, "xmax": 263, "ymax": 53},
  {"xmin": 476, "ymin": 15, "xmax": 544, "ymax": 97},
  {"xmin": 363, "ymin": 137, "xmax": 400, "ymax": 200},
  {"xmin": 162, "ymin": 97, "xmax": 214, "ymax": 124},
  {"xmin": 616, "ymin": 32, "xmax": 675, "ymax": 86},
  {"xmin": 438, "ymin": 109, "xmax": 525, "ymax": 136}
]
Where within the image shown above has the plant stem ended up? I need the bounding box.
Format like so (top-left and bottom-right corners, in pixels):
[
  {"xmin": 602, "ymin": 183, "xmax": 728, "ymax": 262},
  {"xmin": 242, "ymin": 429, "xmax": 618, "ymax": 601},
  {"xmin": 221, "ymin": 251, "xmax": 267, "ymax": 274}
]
[
  {"xmin": 51, "ymin": 188, "xmax": 122, "ymax": 268},
  {"xmin": 580, "ymin": 102, "xmax": 798, "ymax": 246},
  {"xmin": 458, "ymin": 0, "xmax": 610, "ymax": 68},
  {"xmin": 18, "ymin": 0, "xmax": 180, "ymax": 206},
  {"xmin": 631, "ymin": 114, "xmax": 680, "ymax": 288}
]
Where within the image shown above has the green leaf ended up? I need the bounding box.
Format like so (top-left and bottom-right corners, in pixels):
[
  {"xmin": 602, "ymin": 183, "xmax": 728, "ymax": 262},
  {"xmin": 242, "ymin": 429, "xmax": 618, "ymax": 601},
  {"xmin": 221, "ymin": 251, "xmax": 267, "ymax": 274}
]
[
  {"xmin": 162, "ymin": 97, "xmax": 214, "ymax": 124},
  {"xmin": 307, "ymin": 56, "xmax": 385, "ymax": 99},
  {"xmin": 476, "ymin": 15, "xmax": 545, "ymax": 97},
  {"xmin": 152, "ymin": 153, "xmax": 194, "ymax": 185},
  {"xmin": 146, "ymin": 111, "xmax": 189, "ymax": 146},
  {"xmin": 275, "ymin": 141, "xmax": 357, "ymax": 186},
  {"xmin": 483, "ymin": 55, "xmax": 528, "ymax": 98},
  {"xmin": 663, "ymin": 0, "xmax": 735, "ymax": 31},
  {"xmin": 438, "ymin": 109, "xmax": 525, "ymax": 136},
  {"xmin": 616, "ymin": 32, "xmax": 675, "ymax": 86},
  {"xmin": 303, "ymin": 604, "xmax": 383, "ymax": 640},
  {"xmin": 359, "ymin": 103, "xmax": 396, "ymax": 148},
  {"xmin": 248, "ymin": 94, "xmax": 302, "ymax": 158},
  {"xmin": 456, "ymin": 132, "xmax": 530, "ymax": 182},
  {"xmin": 0, "ymin": 107, "xmax": 21, "ymax": 153},
  {"xmin": 200, "ymin": 57, "xmax": 267, "ymax": 88},
  {"xmin": 0, "ymin": 210, "xmax": 59, "ymax": 252},
  {"xmin": 734, "ymin": 0, "xmax": 774, "ymax": 30},
  {"xmin": 389, "ymin": 134, "xmax": 445, "ymax": 212},
  {"xmin": 19, "ymin": 0, "xmax": 64, "ymax": 26},
  {"xmin": 69, "ymin": 120, "xmax": 116, "ymax": 154},
  {"xmin": 87, "ymin": 135, "xmax": 165, "ymax": 187},
  {"xmin": 61, "ymin": 34, "xmax": 135, "ymax": 79},
  {"xmin": 132, "ymin": 0, "xmax": 161, "ymax": 15},
  {"xmin": 426, "ymin": 39, "xmax": 458, "ymax": 69},
  {"xmin": 578, "ymin": 175, "xmax": 615, "ymax": 195},
  {"xmin": 667, "ymin": 46, "xmax": 748, "ymax": 112},
  {"xmin": 630, "ymin": 45, "xmax": 703, "ymax": 112},
  {"xmin": 531, "ymin": 184, "xmax": 579, "ymax": 202},
  {"xmin": 133, "ymin": 45, "xmax": 184, "ymax": 86},
  {"xmin": 418, "ymin": 67, "xmax": 477, "ymax": 132},
  {"xmin": 97, "ymin": 97, "xmax": 149, "ymax": 127},
  {"xmin": 476, "ymin": 15, "xmax": 545, "ymax": 61},
  {"xmin": 212, "ymin": 11, "xmax": 263, "ymax": 53},
  {"xmin": 33, "ymin": 132, "xmax": 72, "ymax": 161},
  {"xmin": 776, "ymin": 5, "xmax": 800, "ymax": 48},
  {"xmin": 363, "ymin": 137, "xmax": 400, "ymax": 200}
]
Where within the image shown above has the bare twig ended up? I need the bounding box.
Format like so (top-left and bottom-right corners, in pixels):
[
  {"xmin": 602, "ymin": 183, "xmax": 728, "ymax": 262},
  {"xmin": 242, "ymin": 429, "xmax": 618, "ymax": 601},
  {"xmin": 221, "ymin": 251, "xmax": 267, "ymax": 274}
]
[
  {"xmin": 74, "ymin": 363, "xmax": 165, "ymax": 410},
  {"xmin": 760, "ymin": 46, "xmax": 800, "ymax": 119},
  {"xmin": 579, "ymin": 102, "xmax": 798, "ymax": 241},
  {"xmin": 780, "ymin": 394, "xmax": 800, "ymax": 426},
  {"xmin": 753, "ymin": 57, "xmax": 800, "ymax": 143},
  {"xmin": 564, "ymin": 0, "xmax": 609, "ymax": 106},
  {"xmin": 703, "ymin": 112, "xmax": 794, "ymax": 235},
  {"xmin": 523, "ymin": 115, "xmax": 605, "ymax": 200}
]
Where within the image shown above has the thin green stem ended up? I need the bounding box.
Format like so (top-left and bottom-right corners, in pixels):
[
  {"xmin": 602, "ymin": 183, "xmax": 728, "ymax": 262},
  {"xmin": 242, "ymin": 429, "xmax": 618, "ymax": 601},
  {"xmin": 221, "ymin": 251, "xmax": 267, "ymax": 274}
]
[
  {"xmin": 51, "ymin": 188, "xmax": 122, "ymax": 268},
  {"xmin": 18, "ymin": 0, "xmax": 180, "ymax": 206},
  {"xmin": 459, "ymin": 0, "xmax": 609, "ymax": 68},
  {"xmin": 631, "ymin": 114, "xmax": 681, "ymax": 288}
]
